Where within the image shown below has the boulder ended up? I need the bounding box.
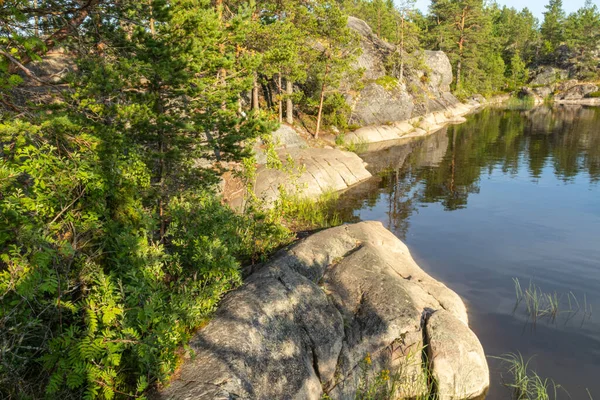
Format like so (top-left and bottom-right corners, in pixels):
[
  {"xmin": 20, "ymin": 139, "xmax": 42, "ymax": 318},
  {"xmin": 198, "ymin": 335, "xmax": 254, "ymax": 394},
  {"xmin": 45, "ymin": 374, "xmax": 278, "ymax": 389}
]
[
  {"xmin": 156, "ymin": 222, "xmax": 489, "ymax": 400},
  {"xmin": 555, "ymin": 83, "xmax": 599, "ymax": 101},
  {"xmin": 347, "ymin": 17, "xmax": 394, "ymax": 81},
  {"xmin": 532, "ymin": 85, "xmax": 553, "ymax": 99},
  {"xmin": 426, "ymin": 310, "xmax": 490, "ymax": 400},
  {"xmin": 530, "ymin": 66, "xmax": 568, "ymax": 86},
  {"xmin": 424, "ymin": 50, "xmax": 453, "ymax": 95},
  {"xmin": 345, "ymin": 17, "xmax": 470, "ymax": 129},
  {"xmin": 349, "ymin": 82, "xmax": 414, "ymax": 126},
  {"xmin": 253, "ymin": 124, "xmax": 308, "ymax": 164}
]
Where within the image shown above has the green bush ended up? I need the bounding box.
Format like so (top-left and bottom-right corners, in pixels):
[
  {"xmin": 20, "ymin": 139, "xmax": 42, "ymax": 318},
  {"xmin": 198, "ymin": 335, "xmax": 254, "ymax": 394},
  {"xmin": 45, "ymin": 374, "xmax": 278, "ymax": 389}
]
[{"xmin": 0, "ymin": 118, "xmax": 291, "ymax": 399}]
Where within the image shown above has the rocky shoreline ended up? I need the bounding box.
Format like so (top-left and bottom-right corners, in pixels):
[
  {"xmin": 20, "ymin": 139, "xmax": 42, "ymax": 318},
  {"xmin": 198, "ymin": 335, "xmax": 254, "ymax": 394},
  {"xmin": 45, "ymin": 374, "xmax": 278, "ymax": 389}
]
[{"xmin": 157, "ymin": 222, "xmax": 489, "ymax": 400}]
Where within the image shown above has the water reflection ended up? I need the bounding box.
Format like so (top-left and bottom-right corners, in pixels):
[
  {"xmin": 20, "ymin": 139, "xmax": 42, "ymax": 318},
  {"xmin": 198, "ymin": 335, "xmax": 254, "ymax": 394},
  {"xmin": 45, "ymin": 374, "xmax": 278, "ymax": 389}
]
[
  {"xmin": 337, "ymin": 105, "xmax": 600, "ymax": 399},
  {"xmin": 340, "ymin": 105, "xmax": 600, "ymax": 238}
]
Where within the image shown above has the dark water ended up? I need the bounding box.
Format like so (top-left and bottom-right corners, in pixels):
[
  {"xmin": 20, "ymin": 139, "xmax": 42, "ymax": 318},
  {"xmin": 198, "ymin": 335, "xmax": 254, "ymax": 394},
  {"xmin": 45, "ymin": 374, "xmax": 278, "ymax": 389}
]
[{"xmin": 338, "ymin": 106, "xmax": 600, "ymax": 399}]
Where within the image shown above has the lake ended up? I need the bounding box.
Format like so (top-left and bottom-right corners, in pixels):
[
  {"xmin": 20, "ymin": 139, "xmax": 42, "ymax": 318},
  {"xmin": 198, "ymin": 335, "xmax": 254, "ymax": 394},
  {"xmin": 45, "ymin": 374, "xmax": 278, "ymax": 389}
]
[{"xmin": 337, "ymin": 105, "xmax": 600, "ymax": 399}]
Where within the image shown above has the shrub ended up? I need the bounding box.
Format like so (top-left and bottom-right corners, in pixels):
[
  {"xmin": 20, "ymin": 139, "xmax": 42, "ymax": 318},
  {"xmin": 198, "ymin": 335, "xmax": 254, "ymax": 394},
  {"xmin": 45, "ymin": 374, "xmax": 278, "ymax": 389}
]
[{"xmin": 0, "ymin": 118, "xmax": 291, "ymax": 399}]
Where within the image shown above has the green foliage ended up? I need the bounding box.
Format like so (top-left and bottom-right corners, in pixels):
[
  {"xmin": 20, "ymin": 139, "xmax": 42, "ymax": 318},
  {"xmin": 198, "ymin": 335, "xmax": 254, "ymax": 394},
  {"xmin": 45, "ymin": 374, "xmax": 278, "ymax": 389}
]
[
  {"xmin": 509, "ymin": 52, "xmax": 529, "ymax": 90},
  {"xmin": 540, "ymin": 0, "xmax": 566, "ymax": 62},
  {"xmin": 276, "ymin": 190, "xmax": 342, "ymax": 231},
  {"xmin": 564, "ymin": 0, "xmax": 600, "ymax": 77},
  {"xmin": 506, "ymin": 95, "xmax": 536, "ymax": 110},
  {"xmin": 495, "ymin": 353, "xmax": 568, "ymax": 400},
  {"xmin": 375, "ymin": 75, "xmax": 399, "ymax": 90},
  {"xmin": 586, "ymin": 91, "xmax": 600, "ymax": 98},
  {"xmin": 0, "ymin": 113, "xmax": 290, "ymax": 398}
]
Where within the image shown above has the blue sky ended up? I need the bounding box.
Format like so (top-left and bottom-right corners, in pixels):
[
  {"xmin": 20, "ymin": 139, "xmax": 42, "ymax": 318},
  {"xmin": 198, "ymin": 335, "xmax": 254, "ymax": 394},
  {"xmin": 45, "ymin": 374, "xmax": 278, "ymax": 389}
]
[{"xmin": 413, "ymin": 0, "xmax": 592, "ymax": 21}]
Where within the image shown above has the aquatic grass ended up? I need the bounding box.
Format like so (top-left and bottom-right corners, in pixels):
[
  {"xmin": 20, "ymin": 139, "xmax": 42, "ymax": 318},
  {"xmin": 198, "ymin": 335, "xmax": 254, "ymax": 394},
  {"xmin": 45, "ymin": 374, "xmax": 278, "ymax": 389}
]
[
  {"xmin": 494, "ymin": 353, "xmax": 567, "ymax": 400},
  {"xmin": 512, "ymin": 278, "xmax": 592, "ymax": 326}
]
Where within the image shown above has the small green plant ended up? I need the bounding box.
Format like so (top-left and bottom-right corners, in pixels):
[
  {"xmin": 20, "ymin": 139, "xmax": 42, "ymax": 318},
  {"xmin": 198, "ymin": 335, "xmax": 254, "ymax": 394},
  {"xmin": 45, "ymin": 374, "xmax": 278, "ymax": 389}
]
[
  {"xmin": 375, "ymin": 75, "xmax": 399, "ymax": 91},
  {"xmin": 352, "ymin": 349, "xmax": 431, "ymax": 400},
  {"xmin": 276, "ymin": 189, "xmax": 342, "ymax": 231},
  {"xmin": 513, "ymin": 278, "xmax": 593, "ymax": 325},
  {"xmin": 344, "ymin": 138, "xmax": 369, "ymax": 154},
  {"xmin": 494, "ymin": 353, "xmax": 568, "ymax": 400}
]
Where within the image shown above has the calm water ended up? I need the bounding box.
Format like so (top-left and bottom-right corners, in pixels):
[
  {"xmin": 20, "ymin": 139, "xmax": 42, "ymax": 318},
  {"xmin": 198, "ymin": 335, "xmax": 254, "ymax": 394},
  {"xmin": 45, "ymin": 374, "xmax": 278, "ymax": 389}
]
[{"xmin": 338, "ymin": 106, "xmax": 600, "ymax": 399}]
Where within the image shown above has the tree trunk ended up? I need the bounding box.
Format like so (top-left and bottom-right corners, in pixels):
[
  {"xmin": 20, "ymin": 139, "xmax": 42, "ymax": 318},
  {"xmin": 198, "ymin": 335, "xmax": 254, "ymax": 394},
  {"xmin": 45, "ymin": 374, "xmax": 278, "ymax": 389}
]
[
  {"xmin": 260, "ymin": 79, "xmax": 273, "ymax": 108},
  {"xmin": 286, "ymin": 78, "xmax": 293, "ymax": 124},
  {"xmin": 315, "ymin": 64, "xmax": 330, "ymax": 138},
  {"xmin": 252, "ymin": 72, "xmax": 260, "ymax": 110},
  {"xmin": 456, "ymin": 8, "xmax": 467, "ymax": 89},
  {"xmin": 277, "ymin": 73, "xmax": 283, "ymax": 123},
  {"xmin": 400, "ymin": 15, "xmax": 405, "ymax": 82},
  {"xmin": 34, "ymin": 0, "xmax": 39, "ymax": 37},
  {"xmin": 149, "ymin": 0, "xmax": 155, "ymax": 35}
]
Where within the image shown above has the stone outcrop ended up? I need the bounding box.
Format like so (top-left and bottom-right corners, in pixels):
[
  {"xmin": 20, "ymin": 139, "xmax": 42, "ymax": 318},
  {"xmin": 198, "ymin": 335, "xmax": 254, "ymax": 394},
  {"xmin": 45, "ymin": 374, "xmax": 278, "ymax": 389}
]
[
  {"xmin": 252, "ymin": 125, "xmax": 308, "ymax": 164},
  {"xmin": 229, "ymin": 147, "xmax": 371, "ymax": 210},
  {"xmin": 157, "ymin": 222, "xmax": 489, "ymax": 400},
  {"xmin": 530, "ymin": 66, "xmax": 569, "ymax": 86},
  {"xmin": 343, "ymin": 103, "xmax": 471, "ymax": 145},
  {"xmin": 341, "ymin": 17, "xmax": 477, "ymax": 145},
  {"xmin": 520, "ymin": 66, "xmax": 599, "ymax": 105},
  {"xmin": 555, "ymin": 83, "xmax": 598, "ymax": 101}
]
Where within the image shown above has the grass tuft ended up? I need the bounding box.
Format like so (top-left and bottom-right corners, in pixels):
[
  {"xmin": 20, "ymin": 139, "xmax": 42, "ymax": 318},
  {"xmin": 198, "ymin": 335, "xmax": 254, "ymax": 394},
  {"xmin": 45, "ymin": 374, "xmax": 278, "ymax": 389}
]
[
  {"xmin": 494, "ymin": 353, "xmax": 567, "ymax": 400},
  {"xmin": 512, "ymin": 278, "xmax": 592, "ymax": 325}
]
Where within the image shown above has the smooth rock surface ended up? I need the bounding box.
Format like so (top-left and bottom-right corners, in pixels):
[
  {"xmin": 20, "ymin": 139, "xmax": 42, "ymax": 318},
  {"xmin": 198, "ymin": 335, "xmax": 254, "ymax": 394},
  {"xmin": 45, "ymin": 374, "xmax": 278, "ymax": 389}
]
[
  {"xmin": 253, "ymin": 124, "xmax": 308, "ymax": 164},
  {"xmin": 530, "ymin": 66, "xmax": 568, "ymax": 86},
  {"xmin": 230, "ymin": 148, "xmax": 371, "ymax": 210},
  {"xmin": 426, "ymin": 310, "xmax": 490, "ymax": 400},
  {"xmin": 157, "ymin": 222, "xmax": 488, "ymax": 400}
]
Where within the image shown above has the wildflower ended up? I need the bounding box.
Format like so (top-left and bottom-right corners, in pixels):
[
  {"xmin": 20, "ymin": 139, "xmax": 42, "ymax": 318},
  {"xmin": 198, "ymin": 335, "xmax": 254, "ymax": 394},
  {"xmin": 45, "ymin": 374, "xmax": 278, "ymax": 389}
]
[{"xmin": 381, "ymin": 369, "xmax": 390, "ymax": 381}]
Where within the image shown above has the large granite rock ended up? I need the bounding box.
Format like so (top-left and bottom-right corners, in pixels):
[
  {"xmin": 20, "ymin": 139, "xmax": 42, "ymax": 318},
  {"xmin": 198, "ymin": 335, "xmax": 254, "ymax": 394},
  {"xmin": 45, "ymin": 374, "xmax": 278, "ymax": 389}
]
[
  {"xmin": 424, "ymin": 50, "xmax": 453, "ymax": 95},
  {"xmin": 530, "ymin": 66, "xmax": 568, "ymax": 86},
  {"xmin": 229, "ymin": 148, "xmax": 371, "ymax": 210},
  {"xmin": 426, "ymin": 310, "xmax": 489, "ymax": 400},
  {"xmin": 555, "ymin": 83, "xmax": 598, "ymax": 101},
  {"xmin": 157, "ymin": 222, "xmax": 489, "ymax": 400},
  {"xmin": 343, "ymin": 101, "xmax": 471, "ymax": 145},
  {"xmin": 344, "ymin": 17, "xmax": 474, "ymax": 143}
]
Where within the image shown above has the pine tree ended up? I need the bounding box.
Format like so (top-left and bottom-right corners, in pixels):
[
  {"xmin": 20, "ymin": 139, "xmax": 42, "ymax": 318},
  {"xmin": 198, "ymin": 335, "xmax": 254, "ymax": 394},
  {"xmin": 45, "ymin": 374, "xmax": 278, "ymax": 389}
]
[
  {"xmin": 509, "ymin": 51, "xmax": 528, "ymax": 90},
  {"xmin": 540, "ymin": 0, "xmax": 566, "ymax": 62},
  {"xmin": 564, "ymin": 0, "xmax": 600, "ymax": 78},
  {"xmin": 306, "ymin": 1, "xmax": 361, "ymax": 137},
  {"xmin": 428, "ymin": 0, "xmax": 491, "ymax": 92}
]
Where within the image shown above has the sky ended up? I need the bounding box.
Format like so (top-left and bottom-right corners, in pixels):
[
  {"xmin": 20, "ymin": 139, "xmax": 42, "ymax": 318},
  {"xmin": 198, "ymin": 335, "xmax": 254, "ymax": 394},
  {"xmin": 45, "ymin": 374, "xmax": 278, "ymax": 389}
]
[{"xmin": 413, "ymin": 0, "xmax": 594, "ymax": 21}]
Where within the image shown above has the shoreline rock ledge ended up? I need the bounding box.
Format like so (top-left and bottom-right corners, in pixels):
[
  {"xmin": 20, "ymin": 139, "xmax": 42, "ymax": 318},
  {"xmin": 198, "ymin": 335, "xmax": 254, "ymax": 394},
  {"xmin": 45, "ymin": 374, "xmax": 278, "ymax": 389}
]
[{"xmin": 157, "ymin": 222, "xmax": 489, "ymax": 400}]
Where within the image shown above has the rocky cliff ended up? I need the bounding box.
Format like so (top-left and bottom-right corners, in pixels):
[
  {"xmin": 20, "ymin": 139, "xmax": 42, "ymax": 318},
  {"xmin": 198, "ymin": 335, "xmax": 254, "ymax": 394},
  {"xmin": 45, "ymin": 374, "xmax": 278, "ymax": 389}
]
[
  {"xmin": 156, "ymin": 222, "xmax": 489, "ymax": 400},
  {"xmin": 343, "ymin": 17, "xmax": 475, "ymax": 144},
  {"xmin": 346, "ymin": 18, "xmax": 470, "ymax": 125},
  {"xmin": 522, "ymin": 66, "xmax": 600, "ymax": 105}
]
